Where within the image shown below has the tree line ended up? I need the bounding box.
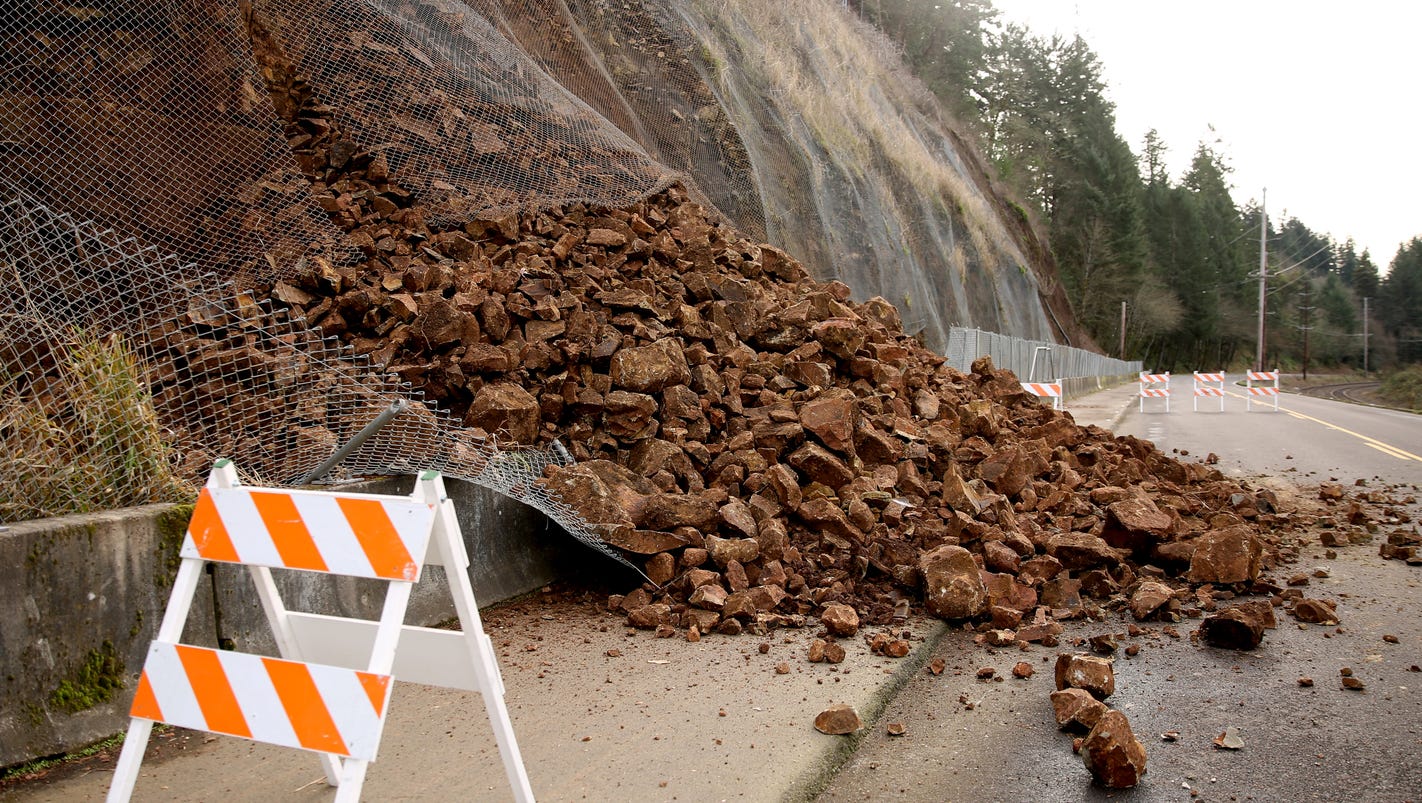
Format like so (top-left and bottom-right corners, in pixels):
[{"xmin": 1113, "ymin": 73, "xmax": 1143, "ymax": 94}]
[{"xmin": 850, "ymin": 0, "xmax": 1420, "ymax": 371}]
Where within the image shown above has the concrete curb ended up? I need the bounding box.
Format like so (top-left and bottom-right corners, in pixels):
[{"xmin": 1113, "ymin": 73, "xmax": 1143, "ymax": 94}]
[{"xmin": 785, "ymin": 618, "xmax": 952, "ymax": 802}]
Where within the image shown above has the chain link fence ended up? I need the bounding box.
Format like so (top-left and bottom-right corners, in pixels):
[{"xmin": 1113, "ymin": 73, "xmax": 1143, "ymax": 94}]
[{"xmin": 945, "ymin": 327, "xmax": 1141, "ymax": 395}]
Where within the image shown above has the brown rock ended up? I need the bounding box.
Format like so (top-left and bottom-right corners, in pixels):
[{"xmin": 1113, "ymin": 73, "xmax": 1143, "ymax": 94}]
[
  {"xmin": 638, "ymin": 493, "xmax": 719, "ymax": 532},
  {"xmin": 627, "ymin": 604, "xmax": 670, "ymax": 629},
  {"xmin": 920, "ymin": 545, "xmax": 989, "ymax": 620},
  {"xmin": 1047, "ymin": 533, "xmax": 1121, "ymax": 572},
  {"xmin": 1187, "ymin": 525, "xmax": 1265, "ymax": 585},
  {"xmin": 789, "ymin": 442, "xmax": 855, "ymax": 489},
  {"xmin": 1038, "ymin": 577, "xmax": 1082, "ymax": 610},
  {"xmin": 820, "ymin": 603, "xmax": 860, "ymax": 637},
  {"xmin": 1292, "ymin": 598, "xmax": 1340, "ymax": 624},
  {"xmin": 811, "ymin": 318, "xmax": 866, "ymax": 359},
  {"xmin": 465, "ymin": 383, "xmax": 540, "ymax": 443},
  {"xmin": 689, "ymin": 584, "xmax": 728, "ymax": 611},
  {"xmin": 814, "ymin": 703, "xmax": 862, "ymax": 735},
  {"xmin": 1018, "ymin": 555, "xmax": 1064, "ymax": 586},
  {"xmin": 983, "ymin": 540, "xmax": 1022, "ymax": 574},
  {"xmin": 1199, "ymin": 606, "xmax": 1266, "ymax": 650},
  {"xmin": 611, "ymin": 529, "xmax": 689, "ymax": 555},
  {"xmin": 799, "ymin": 395, "xmax": 857, "ymax": 454},
  {"xmin": 1012, "ymin": 661, "xmax": 1034, "ymax": 679},
  {"xmin": 610, "ymin": 338, "xmax": 691, "ymax": 393},
  {"xmin": 719, "ymin": 499, "xmax": 759, "ymax": 539},
  {"xmin": 1234, "ymin": 599, "xmax": 1277, "ymax": 629},
  {"xmin": 1054, "ymin": 654, "xmax": 1116, "ymax": 700},
  {"xmin": 1129, "ymin": 581, "xmax": 1174, "ymax": 621},
  {"xmin": 1082, "ymin": 710, "xmax": 1148, "ymax": 788},
  {"xmin": 1051, "ymin": 687, "xmax": 1107, "ymax": 731},
  {"xmin": 706, "ymin": 535, "xmax": 761, "ymax": 566},
  {"xmin": 645, "ymin": 552, "xmax": 676, "ymax": 586},
  {"xmin": 1103, "ymin": 496, "xmax": 1172, "ymax": 551}
]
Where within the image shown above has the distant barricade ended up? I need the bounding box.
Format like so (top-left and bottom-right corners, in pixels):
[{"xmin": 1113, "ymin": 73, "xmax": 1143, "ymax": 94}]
[
  {"xmin": 1019, "ymin": 380, "xmax": 1063, "ymax": 410},
  {"xmin": 1139, "ymin": 372, "xmax": 1171, "ymax": 412},
  {"xmin": 1193, "ymin": 371, "xmax": 1226, "ymax": 412},
  {"xmin": 1247, "ymin": 370, "xmax": 1280, "ymax": 411}
]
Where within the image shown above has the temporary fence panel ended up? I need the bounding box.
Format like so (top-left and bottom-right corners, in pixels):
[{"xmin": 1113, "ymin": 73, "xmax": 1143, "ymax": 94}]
[
  {"xmin": 107, "ymin": 460, "xmax": 534, "ymax": 803},
  {"xmin": 1247, "ymin": 370, "xmax": 1280, "ymax": 411},
  {"xmin": 1138, "ymin": 372, "xmax": 1171, "ymax": 413},
  {"xmin": 1020, "ymin": 380, "xmax": 1063, "ymax": 411},
  {"xmin": 1192, "ymin": 372, "xmax": 1226, "ymax": 412}
]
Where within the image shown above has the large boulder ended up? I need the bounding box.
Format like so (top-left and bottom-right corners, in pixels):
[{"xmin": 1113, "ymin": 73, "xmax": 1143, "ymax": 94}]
[
  {"xmin": 920, "ymin": 545, "xmax": 988, "ymax": 620},
  {"xmin": 1187, "ymin": 525, "xmax": 1265, "ymax": 584}
]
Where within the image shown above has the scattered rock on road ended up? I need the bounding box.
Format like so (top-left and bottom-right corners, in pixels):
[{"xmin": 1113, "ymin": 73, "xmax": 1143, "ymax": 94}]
[
  {"xmin": 1055, "ymin": 653, "xmax": 1115, "ymax": 700},
  {"xmin": 814, "ymin": 703, "xmax": 862, "ymax": 735},
  {"xmin": 1081, "ymin": 710, "xmax": 1148, "ymax": 788}
]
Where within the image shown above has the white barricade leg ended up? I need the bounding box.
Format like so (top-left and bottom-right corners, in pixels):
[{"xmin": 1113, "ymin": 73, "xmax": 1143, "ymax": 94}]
[
  {"xmin": 424, "ymin": 472, "xmax": 536, "ymax": 803},
  {"xmin": 106, "ymin": 550, "xmax": 206, "ymax": 802}
]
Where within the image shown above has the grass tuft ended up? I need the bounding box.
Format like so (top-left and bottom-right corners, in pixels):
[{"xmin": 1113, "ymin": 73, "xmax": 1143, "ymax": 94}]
[{"xmin": 0, "ymin": 330, "xmax": 192, "ymax": 521}]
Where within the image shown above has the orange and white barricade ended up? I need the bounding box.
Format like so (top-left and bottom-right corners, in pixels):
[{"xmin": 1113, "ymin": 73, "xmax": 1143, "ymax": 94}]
[
  {"xmin": 1192, "ymin": 371, "xmax": 1226, "ymax": 412},
  {"xmin": 108, "ymin": 460, "xmax": 534, "ymax": 803},
  {"xmin": 1139, "ymin": 371, "xmax": 1171, "ymax": 412},
  {"xmin": 1247, "ymin": 369, "xmax": 1280, "ymax": 411},
  {"xmin": 1020, "ymin": 379, "xmax": 1063, "ymax": 410}
]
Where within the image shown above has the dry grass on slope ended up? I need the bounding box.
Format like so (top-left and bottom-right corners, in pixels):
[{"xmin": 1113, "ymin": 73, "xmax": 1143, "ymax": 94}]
[{"xmin": 692, "ymin": 0, "xmax": 1023, "ymax": 273}]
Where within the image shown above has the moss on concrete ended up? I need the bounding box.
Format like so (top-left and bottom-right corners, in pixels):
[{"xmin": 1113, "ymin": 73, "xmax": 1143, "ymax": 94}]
[
  {"xmin": 153, "ymin": 503, "xmax": 193, "ymax": 591},
  {"xmin": 47, "ymin": 641, "xmax": 124, "ymax": 715}
]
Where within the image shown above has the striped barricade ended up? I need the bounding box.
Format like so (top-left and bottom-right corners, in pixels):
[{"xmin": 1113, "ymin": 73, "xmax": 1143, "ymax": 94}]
[
  {"xmin": 1193, "ymin": 371, "xmax": 1226, "ymax": 412},
  {"xmin": 1247, "ymin": 369, "xmax": 1280, "ymax": 411},
  {"xmin": 108, "ymin": 460, "xmax": 534, "ymax": 803},
  {"xmin": 1139, "ymin": 371, "xmax": 1171, "ymax": 412},
  {"xmin": 1020, "ymin": 379, "xmax": 1063, "ymax": 410}
]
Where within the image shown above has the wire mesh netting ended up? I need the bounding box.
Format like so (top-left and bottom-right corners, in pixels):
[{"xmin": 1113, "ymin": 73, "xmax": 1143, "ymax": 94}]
[
  {"xmin": 0, "ymin": 181, "xmax": 642, "ymax": 572},
  {"xmin": 0, "ymin": 0, "xmax": 736, "ymax": 574}
]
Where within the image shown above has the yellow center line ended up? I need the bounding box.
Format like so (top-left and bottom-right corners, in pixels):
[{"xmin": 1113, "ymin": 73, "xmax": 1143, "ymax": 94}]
[
  {"xmin": 1365, "ymin": 442, "xmax": 1414, "ymax": 461},
  {"xmin": 1221, "ymin": 389, "xmax": 1422, "ymax": 461}
]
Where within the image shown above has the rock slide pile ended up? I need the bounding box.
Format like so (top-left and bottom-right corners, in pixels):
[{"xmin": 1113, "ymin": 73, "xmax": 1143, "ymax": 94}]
[{"xmin": 251, "ymin": 43, "xmax": 1297, "ymax": 650}]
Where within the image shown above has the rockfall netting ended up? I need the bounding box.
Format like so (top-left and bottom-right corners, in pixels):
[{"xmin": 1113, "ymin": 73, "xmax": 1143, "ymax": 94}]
[
  {"xmin": 0, "ymin": 182, "xmax": 642, "ymax": 572},
  {"xmin": 0, "ymin": 0, "xmax": 721, "ymax": 574}
]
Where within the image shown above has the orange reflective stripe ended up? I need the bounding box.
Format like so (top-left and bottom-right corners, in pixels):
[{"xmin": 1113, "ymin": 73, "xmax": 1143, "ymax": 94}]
[
  {"xmin": 129, "ymin": 670, "xmax": 163, "ymax": 721},
  {"xmin": 357, "ymin": 671, "xmax": 391, "ymax": 717},
  {"xmin": 337, "ymin": 497, "xmax": 417, "ymax": 580},
  {"xmin": 262, "ymin": 657, "xmax": 347, "ymax": 755},
  {"xmin": 250, "ymin": 491, "xmax": 329, "ymax": 573},
  {"xmin": 175, "ymin": 645, "xmax": 251, "ymax": 739},
  {"xmin": 189, "ymin": 488, "xmax": 239, "ymax": 563}
]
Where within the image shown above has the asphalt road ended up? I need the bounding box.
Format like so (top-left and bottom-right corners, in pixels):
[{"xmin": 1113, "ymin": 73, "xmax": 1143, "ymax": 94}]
[
  {"xmin": 820, "ymin": 384, "xmax": 1422, "ymax": 803},
  {"xmin": 1119, "ymin": 385, "xmax": 1422, "ymax": 489}
]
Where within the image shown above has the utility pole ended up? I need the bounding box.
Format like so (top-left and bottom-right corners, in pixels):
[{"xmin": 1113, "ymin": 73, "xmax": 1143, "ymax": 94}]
[
  {"xmin": 1363, "ymin": 296, "xmax": 1370, "ymax": 373},
  {"xmin": 1119, "ymin": 300, "xmax": 1127, "ymax": 359},
  {"xmin": 1256, "ymin": 190, "xmax": 1268, "ymax": 372},
  {"xmin": 1296, "ymin": 286, "xmax": 1314, "ymax": 380}
]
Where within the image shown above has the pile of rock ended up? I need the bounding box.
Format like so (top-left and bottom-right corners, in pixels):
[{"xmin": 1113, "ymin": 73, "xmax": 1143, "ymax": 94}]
[{"xmin": 250, "ymin": 42, "xmax": 1298, "ymax": 641}]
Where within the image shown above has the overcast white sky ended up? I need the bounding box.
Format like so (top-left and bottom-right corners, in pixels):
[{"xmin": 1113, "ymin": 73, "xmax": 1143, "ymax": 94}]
[{"xmin": 990, "ymin": 0, "xmax": 1420, "ymax": 269}]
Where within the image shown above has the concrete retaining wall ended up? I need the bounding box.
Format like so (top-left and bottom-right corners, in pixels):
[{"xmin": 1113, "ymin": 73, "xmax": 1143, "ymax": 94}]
[{"xmin": 0, "ymin": 477, "xmax": 583, "ymax": 769}]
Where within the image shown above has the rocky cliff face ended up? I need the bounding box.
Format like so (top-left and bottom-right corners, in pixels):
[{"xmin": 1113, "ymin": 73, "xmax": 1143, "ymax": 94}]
[{"xmin": 478, "ymin": 0, "xmax": 1065, "ymax": 350}]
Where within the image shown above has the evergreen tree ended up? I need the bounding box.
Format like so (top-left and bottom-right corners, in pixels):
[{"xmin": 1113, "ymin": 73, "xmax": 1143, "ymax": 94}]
[{"xmin": 1381, "ymin": 238, "xmax": 1422, "ymax": 363}]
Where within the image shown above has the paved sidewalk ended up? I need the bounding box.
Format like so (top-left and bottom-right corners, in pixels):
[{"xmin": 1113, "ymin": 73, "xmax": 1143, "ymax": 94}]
[
  {"xmin": 1060, "ymin": 380, "xmax": 1139, "ymax": 432},
  {"xmin": 5, "ymin": 384, "xmax": 1140, "ymax": 803}
]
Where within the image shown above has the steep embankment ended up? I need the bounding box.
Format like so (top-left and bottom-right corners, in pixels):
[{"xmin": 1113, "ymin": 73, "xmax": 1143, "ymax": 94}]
[{"xmin": 476, "ymin": 0, "xmax": 1066, "ymax": 350}]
